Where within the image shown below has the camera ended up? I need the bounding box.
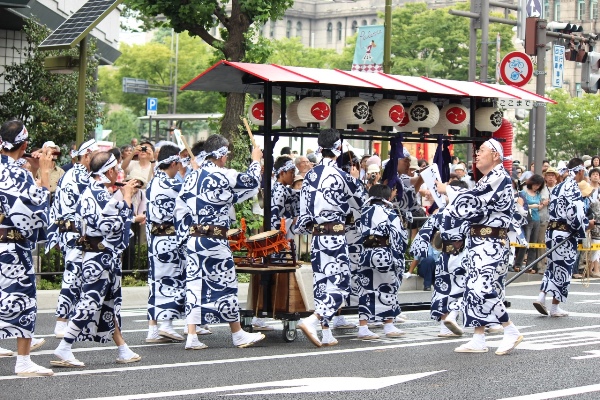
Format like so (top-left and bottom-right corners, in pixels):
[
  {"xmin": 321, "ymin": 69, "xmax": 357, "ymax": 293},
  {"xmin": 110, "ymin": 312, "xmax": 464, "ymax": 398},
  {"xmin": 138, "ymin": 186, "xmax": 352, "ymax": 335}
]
[
  {"xmin": 368, "ymin": 172, "xmax": 378, "ymax": 182},
  {"xmin": 140, "ymin": 146, "xmax": 147, "ymax": 152}
]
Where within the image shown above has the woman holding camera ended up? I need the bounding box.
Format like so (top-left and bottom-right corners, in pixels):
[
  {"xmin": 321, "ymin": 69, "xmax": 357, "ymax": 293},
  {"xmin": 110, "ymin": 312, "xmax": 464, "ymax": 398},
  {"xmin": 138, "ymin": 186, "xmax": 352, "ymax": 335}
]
[
  {"xmin": 121, "ymin": 141, "xmax": 155, "ymax": 183},
  {"xmin": 514, "ymin": 174, "xmax": 546, "ymax": 273}
]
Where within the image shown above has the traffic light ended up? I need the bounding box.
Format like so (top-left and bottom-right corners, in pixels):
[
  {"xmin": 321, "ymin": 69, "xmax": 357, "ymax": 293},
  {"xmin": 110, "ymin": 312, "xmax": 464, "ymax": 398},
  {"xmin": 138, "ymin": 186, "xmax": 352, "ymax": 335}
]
[
  {"xmin": 581, "ymin": 51, "xmax": 600, "ymax": 93},
  {"xmin": 547, "ymin": 22, "xmax": 584, "ymax": 34}
]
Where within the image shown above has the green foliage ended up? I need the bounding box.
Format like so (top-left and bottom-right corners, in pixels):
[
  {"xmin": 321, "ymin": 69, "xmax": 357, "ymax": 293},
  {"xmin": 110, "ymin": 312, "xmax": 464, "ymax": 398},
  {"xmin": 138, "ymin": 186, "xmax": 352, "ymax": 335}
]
[
  {"xmin": 122, "ymin": 274, "xmax": 147, "ymax": 287},
  {"xmin": 515, "ymin": 89, "xmax": 600, "ymax": 161},
  {"xmin": 0, "ymin": 19, "xmax": 101, "ymax": 148},
  {"xmin": 104, "ymin": 109, "xmax": 141, "ymax": 147},
  {"xmin": 390, "ymin": 2, "xmax": 515, "ymax": 81},
  {"xmin": 37, "ymin": 279, "xmax": 61, "ymax": 290},
  {"xmin": 237, "ymin": 273, "xmax": 251, "ymax": 283}
]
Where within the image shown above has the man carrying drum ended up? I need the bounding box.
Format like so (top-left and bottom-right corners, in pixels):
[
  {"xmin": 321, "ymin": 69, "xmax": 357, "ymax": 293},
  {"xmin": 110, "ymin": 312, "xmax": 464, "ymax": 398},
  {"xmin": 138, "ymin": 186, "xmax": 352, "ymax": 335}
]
[
  {"xmin": 296, "ymin": 128, "xmax": 365, "ymax": 347},
  {"xmin": 175, "ymin": 134, "xmax": 265, "ymax": 349}
]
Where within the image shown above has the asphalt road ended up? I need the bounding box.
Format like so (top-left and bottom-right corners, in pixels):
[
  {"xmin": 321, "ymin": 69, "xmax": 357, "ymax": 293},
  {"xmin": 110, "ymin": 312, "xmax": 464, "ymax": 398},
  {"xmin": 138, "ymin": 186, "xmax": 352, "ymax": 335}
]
[{"xmin": 2, "ymin": 278, "xmax": 600, "ymax": 400}]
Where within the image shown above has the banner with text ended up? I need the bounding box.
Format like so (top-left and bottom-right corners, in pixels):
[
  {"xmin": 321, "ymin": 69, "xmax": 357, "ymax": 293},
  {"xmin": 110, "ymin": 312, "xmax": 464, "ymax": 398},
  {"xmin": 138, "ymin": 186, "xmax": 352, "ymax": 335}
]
[{"xmin": 352, "ymin": 25, "xmax": 384, "ymax": 73}]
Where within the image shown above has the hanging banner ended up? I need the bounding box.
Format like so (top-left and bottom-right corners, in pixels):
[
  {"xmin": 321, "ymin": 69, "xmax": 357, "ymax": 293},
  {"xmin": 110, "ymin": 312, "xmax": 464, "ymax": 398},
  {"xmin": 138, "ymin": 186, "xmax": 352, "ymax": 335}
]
[
  {"xmin": 552, "ymin": 44, "xmax": 565, "ymax": 88},
  {"xmin": 352, "ymin": 25, "xmax": 384, "ymax": 73}
]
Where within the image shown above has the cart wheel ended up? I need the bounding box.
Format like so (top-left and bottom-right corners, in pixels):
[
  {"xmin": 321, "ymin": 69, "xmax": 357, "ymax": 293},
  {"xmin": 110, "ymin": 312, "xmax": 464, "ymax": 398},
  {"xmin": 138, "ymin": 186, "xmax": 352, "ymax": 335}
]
[{"xmin": 282, "ymin": 326, "xmax": 297, "ymax": 342}]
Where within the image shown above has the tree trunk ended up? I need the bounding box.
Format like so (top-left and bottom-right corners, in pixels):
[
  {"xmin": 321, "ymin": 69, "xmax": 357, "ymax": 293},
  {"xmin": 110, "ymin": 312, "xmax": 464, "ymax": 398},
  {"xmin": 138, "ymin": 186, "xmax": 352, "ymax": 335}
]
[{"xmin": 218, "ymin": 0, "xmax": 250, "ymax": 142}]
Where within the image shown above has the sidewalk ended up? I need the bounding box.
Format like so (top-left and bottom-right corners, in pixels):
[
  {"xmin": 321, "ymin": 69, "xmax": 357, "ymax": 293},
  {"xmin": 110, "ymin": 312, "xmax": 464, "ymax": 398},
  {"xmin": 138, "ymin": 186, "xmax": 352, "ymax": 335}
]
[{"xmin": 35, "ymin": 271, "xmax": 543, "ymax": 311}]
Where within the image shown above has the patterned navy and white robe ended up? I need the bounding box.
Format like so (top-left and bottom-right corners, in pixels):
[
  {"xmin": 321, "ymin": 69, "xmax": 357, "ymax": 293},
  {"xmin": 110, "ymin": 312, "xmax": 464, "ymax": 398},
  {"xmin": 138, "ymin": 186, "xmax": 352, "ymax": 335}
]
[
  {"xmin": 295, "ymin": 158, "xmax": 364, "ymax": 327},
  {"xmin": 146, "ymin": 170, "xmax": 185, "ymax": 322},
  {"xmin": 357, "ymin": 202, "xmax": 407, "ymax": 322},
  {"xmin": 411, "ymin": 211, "xmax": 469, "ymax": 321},
  {"xmin": 0, "ymin": 158, "xmax": 49, "ymax": 339},
  {"xmin": 541, "ymin": 175, "xmax": 588, "ymax": 302},
  {"xmin": 63, "ymin": 180, "xmax": 133, "ymax": 343},
  {"xmin": 175, "ymin": 160, "xmax": 260, "ymax": 325},
  {"xmin": 346, "ymin": 185, "xmax": 367, "ymax": 306},
  {"xmin": 396, "ymin": 173, "xmax": 420, "ymax": 224},
  {"xmin": 271, "ymin": 181, "xmax": 299, "ymax": 236},
  {"xmin": 442, "ymin": 164, "xmax": 514, "ymax": 328},
  {"xmin": 46, "ymin": 163, "xmax": 91, "ymax": 319}
]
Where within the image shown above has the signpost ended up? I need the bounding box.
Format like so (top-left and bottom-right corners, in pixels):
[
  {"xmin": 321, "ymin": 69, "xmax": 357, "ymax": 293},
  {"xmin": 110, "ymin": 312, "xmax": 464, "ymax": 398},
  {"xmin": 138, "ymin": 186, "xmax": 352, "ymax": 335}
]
[
  {"xmin": 553, "ymin": 44, "xmax": 565, "ymax": 88},
  {"xmin": 500, "ymin": 51, "xmax": 534, "ymax": 87},
  {"xmin": 146, "ymin": 97, "xmax": 158, "ymax": 116}
]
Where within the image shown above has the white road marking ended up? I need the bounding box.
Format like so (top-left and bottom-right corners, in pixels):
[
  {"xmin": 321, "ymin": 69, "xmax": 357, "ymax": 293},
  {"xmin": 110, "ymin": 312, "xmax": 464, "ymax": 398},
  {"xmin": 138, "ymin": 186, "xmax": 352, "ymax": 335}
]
[
  {"xmin": 497, "ymin": 383, "xmax": 600, "ymax": 399},
  {"xmin": 572, "ymin": 350, "xmax": 600, "ymax": 360},
  {"xmin": 77, "ymin": 372, "xmax": 446, "ymax": 399},
  {"xmin": 487, "ymin": 331, "xmax": 600, "ymax": 350}
]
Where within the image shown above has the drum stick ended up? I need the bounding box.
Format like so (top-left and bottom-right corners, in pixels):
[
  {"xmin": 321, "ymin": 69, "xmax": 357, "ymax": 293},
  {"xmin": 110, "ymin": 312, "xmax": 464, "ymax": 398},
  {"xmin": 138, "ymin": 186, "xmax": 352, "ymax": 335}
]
[
  {"xmin": 242, "ymin": 118, "xmax": 258, "ymax": 149},
  {"xmin": 179, "ymin": 135, "xmax": 194, "ymax": 161}
]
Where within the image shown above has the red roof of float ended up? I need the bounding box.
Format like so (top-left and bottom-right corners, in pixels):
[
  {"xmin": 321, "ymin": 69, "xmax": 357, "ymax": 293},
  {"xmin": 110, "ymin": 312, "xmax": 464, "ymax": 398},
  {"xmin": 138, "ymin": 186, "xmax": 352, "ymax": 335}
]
[{"xmin": 181, "ymin": 60, "xmax": 556, "ymax": 104}]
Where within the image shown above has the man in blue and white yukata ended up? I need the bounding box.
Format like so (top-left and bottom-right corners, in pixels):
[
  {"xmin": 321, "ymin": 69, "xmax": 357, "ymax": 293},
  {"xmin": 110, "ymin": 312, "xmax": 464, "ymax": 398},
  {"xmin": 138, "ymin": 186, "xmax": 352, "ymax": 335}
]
[
  {"xmin": 296, "ymin": 129, "xmax": 365, "ymax": 348},
  {"xmin": 46, "ymin": 139, "xmax": 99, "ymax": 339},
  {"xmin": 145, "ymin": 144, "xmax": 188, "ymax": 343},
  {"xmin": 436, "ymin": 138, "xmax": 523, "ymax": 355},
  {"xmin": 52, "ymin": 152, "xmax": 141, "ymax": 368},
  {"xmin": 0, "ymin": 120, "xmax": 54, "ymax": 376},
  {"xmin": 533, "ymin": 157, "xmax": 590, "ymax": 317},
  {"xmin": 175, "ymin": 134, "xmax": 265, "ymax": 350},
  {"xmin": 410, "ymin": 182, "xmax": 469, "ymax": 338}
]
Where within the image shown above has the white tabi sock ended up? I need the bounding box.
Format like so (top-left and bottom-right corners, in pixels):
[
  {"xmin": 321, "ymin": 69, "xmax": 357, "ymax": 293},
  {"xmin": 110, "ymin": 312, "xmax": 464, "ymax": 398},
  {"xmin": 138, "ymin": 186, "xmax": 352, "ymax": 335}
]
[
  {"xmin": 503, "ymin": 322, "xmax": 520, "ymax": 336},
  {"xmin": 549, "ymin": 303, "xmax": 559, "ymax": 314},
  {"xmin": 54, "ymin": 340, "xmax": 74, "ymax": 361},
  {"xmin": 472, "ymin": 333, "xmax": 486, "ymax": 346},
  {"xmin": 537, "ymin": 292, "xmax": 546, "ymax": 303},
  {"xmin": 54, "ymin": 321, "xmax": 68, "ymax": 335},
  {"xmin": 358, "ymin": 325, "xmax": 370, "ymax": 335},
  {"xmin": 302, "ymin": 314, "xmax": 319, "ymax": 327},
  {"xmin": 383, "ymin": 323, "xmax": 397, "ymax": 334},
  {"xmin": 158, "ymin": 320, "xmax": 173, "ymax": 330},
  {"xmin": 15, "ymin": 355, "xmax": 31, "ymax": 365},
  {"xmin": 321, "ymin": 328, "xmax": 334, "ymax": 342},
  {"xmin": 148, "ymin": 325, "xmax": 158, "ymax": 337},
  {"xmin": 447, "ymin": 310, "xmax": 458, "ymax": 321},
  {"xmin": 231, "ymin": 330, "xmax": 246, "ymax": 341},
  {"xmin": 118, "ymin": 344, "xmax": 135, "ymax": 359}
]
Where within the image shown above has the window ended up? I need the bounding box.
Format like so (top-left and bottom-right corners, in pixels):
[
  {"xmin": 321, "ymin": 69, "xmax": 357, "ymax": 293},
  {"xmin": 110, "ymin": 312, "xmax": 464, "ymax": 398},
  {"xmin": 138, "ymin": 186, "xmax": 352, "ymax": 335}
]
[
  {"xmin": 578, "ymin": 0, "xmax": 585, "ymax": 19},
  {"xmin": 327, "ymin": 22, "xmax": 333, "ymax": 43},
  {"xmin": 351, "ymin": 20, "xmax": 358, "ymax": 34},
  {"xmin": 543, "ymin": 0, "xmax": 550, "ymax": 19},
  {"xmin": 576, "ymin": 82, "xmax": 583, "ymax": 97},
  {"xmin": 362, "ymin": 19, "xmax": 367, "ymax": 26},
  {"xmin": 296, "ymin": 21, "xmax": 302, "ymax": 37},
  {"xmin": 555, "ymin": 0, "xmax": 561, "ymax": 21},
  {"xmin": 286, "ymin": 20, "xmax": 292, "ymax": 38},
  {"xmin": 270, "ymin": 20, "xmax": 275, "ymax": 38},
  {"xmin": 337, "ymin": 22, "xmax": 342, "ymax": 41},
  {"xmin": 371, "ymin": 19, "xmax": 378, "ymax": 25},
  {"xmin": 592, "ymin": 0, "xmax": 598, "ymax": 19}
]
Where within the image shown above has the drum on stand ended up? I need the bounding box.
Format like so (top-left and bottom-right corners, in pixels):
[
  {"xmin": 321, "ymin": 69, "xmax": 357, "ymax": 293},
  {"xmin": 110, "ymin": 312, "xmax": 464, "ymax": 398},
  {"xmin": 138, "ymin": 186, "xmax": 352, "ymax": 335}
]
[{"xmin": 245, "ymin": 230, "xmax": 290, "ymax": 258}]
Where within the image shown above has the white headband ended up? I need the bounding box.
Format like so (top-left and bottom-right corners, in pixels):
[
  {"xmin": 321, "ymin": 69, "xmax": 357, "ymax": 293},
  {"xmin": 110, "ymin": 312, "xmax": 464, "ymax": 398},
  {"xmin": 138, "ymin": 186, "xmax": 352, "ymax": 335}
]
[
  {"xmin": 366, "ymin": 196, "xmax": 393, "ymax": 207},
  {"xmin": 482, "ymin": 138, "xmax": 510, "ymax": 161},
  {"xmin": 316, "ymin": 139, "xmax": 342, "ymax": 158},
  {"xmin": 93, "ymin": 154, "xmax": 117, "ymax": 184},
  {"xmin": 569, "ymin": 164, "xmax": 585, "ymax": 177},
  {"xmin": 154, "ymin": 154, "xmax": 180, "ymax": 172},
  {"xmin": 402, "ymin": 148, "xmax": 410, "ymax": 158},
  {"xmin": 1, "ymin": 125, "xmax": 28, "ymax": 150},
  {"xmin": 275, "ymin": 160, "xmax": 295, "ymax": 176},
  {"xmin": 75, "ymin": 139, "xmax": 99, "ymax": 157},
  {"xmin": 195, "ymin": 151, "xmax": 207, "ymax": 165},
  {"xmin": 207, "ymin": 146, "xmax": 229, "ymax": 160}
]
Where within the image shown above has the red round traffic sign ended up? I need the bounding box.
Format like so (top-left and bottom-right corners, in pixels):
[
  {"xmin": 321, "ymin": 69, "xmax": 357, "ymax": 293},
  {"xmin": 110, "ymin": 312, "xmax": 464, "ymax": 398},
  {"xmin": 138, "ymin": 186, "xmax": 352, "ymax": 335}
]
[{"xmin": 500, "ymin": 51, "xmax": 534, "ymax": 87}]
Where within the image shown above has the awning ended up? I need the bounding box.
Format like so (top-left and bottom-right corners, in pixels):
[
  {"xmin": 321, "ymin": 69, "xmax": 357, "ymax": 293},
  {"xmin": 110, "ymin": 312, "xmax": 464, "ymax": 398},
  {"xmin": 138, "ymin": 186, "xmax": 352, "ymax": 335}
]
[{"xmin": 181, "ymin": 60, "xmax": 556, "ymax": 104}]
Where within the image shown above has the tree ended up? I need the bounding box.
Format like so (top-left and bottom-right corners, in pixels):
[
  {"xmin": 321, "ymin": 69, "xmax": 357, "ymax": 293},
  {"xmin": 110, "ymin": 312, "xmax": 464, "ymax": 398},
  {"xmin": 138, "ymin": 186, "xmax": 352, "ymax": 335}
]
[
  {"xmin": 103, "ymin": 108, "xmax": 141, "ymax": 147},
  {"xmin": 0, "ymin": 19, "xmax": 101, "ymax": 148},
  {"xmin": 515, "ymin": 89, "xmax": 600, "ymax": 161},
  {"xmin": 390, "ymin": 3, "xmax": 515, "ymax": 81},
  {"xmin": 125, "ymin": 0, "xmax": 294, "ymax": 141}
]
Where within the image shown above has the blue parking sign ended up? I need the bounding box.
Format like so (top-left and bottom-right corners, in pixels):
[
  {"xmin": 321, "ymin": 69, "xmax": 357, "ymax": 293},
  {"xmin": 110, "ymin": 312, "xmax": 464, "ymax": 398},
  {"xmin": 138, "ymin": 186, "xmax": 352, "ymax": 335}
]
[{"xmin": 146, "ymin": 97, "xmax": 158, "ymax": 116}]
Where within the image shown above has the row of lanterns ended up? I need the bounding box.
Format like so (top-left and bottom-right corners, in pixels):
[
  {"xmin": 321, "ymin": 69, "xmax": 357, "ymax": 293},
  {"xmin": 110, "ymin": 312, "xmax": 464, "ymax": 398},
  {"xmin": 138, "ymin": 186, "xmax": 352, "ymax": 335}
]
[{"xmin": 248, "ymin": 97, "xmax": 504, "ymax": 134}]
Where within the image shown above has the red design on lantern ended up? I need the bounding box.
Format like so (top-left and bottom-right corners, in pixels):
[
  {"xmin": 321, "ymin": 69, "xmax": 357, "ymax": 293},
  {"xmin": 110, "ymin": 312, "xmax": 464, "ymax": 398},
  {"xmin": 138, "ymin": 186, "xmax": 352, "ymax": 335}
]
[
  {"xmin": 388, "ymin": 105, "xmax": 405, "ymax": 124},
  {"xmin": 251, "ymin": 101, "xmax": 265, "ymax": 121},
  {"xmin": 446, "ymin": 106, "xmax": 467, "ymax": 125},
  {"xmin": 493, "ymin": 118, "xmax": 514, "ymax": 174},
  {"xmin": 397, "ymin": 113, "xmax": 410, "ymax": 127},
  {"xmin": 310, "ymin": 102, "xmax": 331, "ymax": 121}
]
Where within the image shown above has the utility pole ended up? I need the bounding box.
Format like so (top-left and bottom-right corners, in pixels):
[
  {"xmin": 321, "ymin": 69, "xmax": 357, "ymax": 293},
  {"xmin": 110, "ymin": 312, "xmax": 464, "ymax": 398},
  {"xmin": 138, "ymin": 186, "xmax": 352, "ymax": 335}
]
[{"xmin": 533, "ymin": 19, "xmax": 547, "ymax": 175}]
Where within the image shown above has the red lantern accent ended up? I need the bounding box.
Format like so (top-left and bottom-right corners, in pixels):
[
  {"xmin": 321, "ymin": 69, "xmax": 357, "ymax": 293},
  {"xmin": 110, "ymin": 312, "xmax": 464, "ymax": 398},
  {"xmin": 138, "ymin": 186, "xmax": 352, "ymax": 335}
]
[
  {"xmin": 398, "ymin": 112, "xmax": 411, "ymax": 127},
  {"xmin": 310, "ymin": 102, "xmax": 330, "ymax": 120},
  {"xmin": 389, "ymin": 104, "xmax": 405, "ymax": 124},
  {"xmin": 446, "ymin": 106, "xmax": 467, "ymax": 124},
  {"xmin": 251, "ymin": 102, "xmax": 265, "ymax": 121},
  {"xmin": 493, "ymin": 118, "xmax": 514, "ymax": 174}
]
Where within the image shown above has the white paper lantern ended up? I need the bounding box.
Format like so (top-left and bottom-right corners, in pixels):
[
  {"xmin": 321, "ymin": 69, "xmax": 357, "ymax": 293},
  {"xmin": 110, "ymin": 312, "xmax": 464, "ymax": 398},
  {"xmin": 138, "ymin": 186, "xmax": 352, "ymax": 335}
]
[
  {"xmin": 372, "ymin": 99, "xmax": 405, "ymax": 130},
  {"xmin": 335, "ymin": 97, "xmax": 369, "ymax": 128},
  {"xmin": 432, "ymin": 103, "xmax": 470, "ymax": 134},
  {"xmin": 248, "ymin": 99, "xmax": 281, "ymax": 126},
  {"xmin": 475, "ymin": 107, "xmax": 503, "ymax": 133},
  {"xmin": 397, "ymin": 108, "xmax": 418, "ymax": 133},
  {"xmin": 407, "ymin": 100, "xmax": 440, "ymax": 129},
  {"xmin": 297, "ymin": 97, "xmax": 331, "ymax": 127},
  {"xmin": 286, "ymin": 99, "xmax": 303, "ymax": 127},
  {"xmin": 359, "ymin": 102, "xmax": 378, "ymax": 131}
]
